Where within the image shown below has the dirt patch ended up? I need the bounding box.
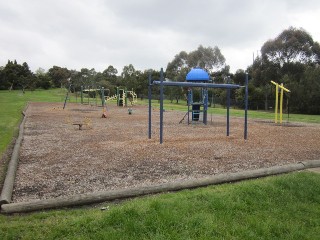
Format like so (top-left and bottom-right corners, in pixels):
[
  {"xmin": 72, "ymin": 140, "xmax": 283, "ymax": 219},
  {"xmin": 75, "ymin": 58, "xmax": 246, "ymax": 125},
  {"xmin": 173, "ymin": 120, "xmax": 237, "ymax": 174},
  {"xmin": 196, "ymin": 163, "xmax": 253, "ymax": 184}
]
[{"xmin": 12, "ymin": 102, "xmax": 320, "ymax": 202}]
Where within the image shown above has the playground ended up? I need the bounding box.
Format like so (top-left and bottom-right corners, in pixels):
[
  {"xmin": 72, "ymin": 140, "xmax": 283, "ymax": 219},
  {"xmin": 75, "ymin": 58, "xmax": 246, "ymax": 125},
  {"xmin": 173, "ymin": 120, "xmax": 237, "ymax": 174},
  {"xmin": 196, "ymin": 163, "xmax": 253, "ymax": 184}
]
[{"xmin": 12, "ymin": 101, "xmax": 320, "ymax": 203}]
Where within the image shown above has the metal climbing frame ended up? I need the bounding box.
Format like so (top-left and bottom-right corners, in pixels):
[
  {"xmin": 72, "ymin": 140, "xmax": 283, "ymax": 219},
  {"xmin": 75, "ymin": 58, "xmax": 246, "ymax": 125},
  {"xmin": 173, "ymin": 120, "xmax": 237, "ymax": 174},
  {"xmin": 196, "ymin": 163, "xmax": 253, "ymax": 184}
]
[{"xmin": 148, "ymin": 68, "xmax": 249, "ymax": 144}]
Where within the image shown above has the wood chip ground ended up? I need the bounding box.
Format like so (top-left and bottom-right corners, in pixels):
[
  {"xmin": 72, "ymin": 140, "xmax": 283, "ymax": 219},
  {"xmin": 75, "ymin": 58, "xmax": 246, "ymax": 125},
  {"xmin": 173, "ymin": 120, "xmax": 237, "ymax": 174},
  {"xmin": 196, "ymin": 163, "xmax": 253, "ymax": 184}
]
[{"xmin": 12, "ymin": 102, "xmax": 320, "ymax": 202}]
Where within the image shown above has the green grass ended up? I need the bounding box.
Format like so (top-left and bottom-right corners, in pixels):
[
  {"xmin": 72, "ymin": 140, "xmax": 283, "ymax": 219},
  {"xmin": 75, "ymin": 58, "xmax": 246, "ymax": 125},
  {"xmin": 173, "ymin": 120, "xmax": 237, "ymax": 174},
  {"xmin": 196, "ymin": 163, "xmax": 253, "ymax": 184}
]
[
  {"xmin": 0, "ymin": 89, "xmax": 68, "ymax": 155},
  {"xmin": 142, "ymin": 99, "xmax": 320, "ymax": 123},
  {"xmin": 1, "ymin": 172, "xmax": 320, "ymax": 239}
]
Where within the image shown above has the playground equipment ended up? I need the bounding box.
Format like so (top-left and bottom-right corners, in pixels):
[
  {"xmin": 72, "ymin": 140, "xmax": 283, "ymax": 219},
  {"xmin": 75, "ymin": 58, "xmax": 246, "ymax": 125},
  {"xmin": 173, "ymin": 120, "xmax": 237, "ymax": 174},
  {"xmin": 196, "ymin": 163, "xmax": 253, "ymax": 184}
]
[
  {"xmin": 63, "ymin": 84, "xmax": 72, "ymax": 109},
  {"xmin": 65, "ymin": 115, "xmax": 92, "ymax": 130},
  {"xmin": 271, "ymin": 81, "xmax": 290, "ymax": 124},
  {"xmin": 106, "ymin": 87, "xmax": 137, "ymax": 107},
  {"xmin": 148, "ymin": 68, "xmax": 249, "ymax": 144},
  {"xmin": 80, "ymin": 86, "xmax": 104, "ymax": 106},
  {"xmin": 185, "ymin": 68, "xmax": 210, "ymax": 124},
  {"xmin": 79, "ymin": 85, "xmax": 137, "ymax": 108},
  {"xmin": 100, "ymin": 87, "xmax": 108, "ymax": 118},
  {"xmin": 116, "ymin": 87, "xmax": 137, "ymax": 107}
]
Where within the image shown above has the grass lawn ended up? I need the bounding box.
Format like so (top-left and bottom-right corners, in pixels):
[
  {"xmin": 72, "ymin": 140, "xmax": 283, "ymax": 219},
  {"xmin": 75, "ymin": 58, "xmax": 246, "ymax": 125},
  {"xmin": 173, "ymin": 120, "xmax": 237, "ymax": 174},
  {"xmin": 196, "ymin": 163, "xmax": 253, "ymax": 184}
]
[
  {"xmin": 0, "ymin": 89, "xmax": 67, "ymax": 155},
  {"xmin": 1, "ymin": 89, "xmax": 320, "ymax": 239},
  {"xmin": 1, "ymin": 172, "xmax": 320, "ymax": 239},
  {"xmin": 141, "ymin": 99, "xmax": 320, "ymax": 124}
]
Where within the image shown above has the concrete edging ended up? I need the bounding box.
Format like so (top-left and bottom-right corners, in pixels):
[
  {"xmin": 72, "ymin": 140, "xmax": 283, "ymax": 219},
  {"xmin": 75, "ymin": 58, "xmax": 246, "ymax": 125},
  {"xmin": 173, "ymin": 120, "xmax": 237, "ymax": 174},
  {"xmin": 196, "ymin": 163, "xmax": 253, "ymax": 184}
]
[{"xmin": 1, "ymin": 160, "xmax": 320, "ymax": 214}]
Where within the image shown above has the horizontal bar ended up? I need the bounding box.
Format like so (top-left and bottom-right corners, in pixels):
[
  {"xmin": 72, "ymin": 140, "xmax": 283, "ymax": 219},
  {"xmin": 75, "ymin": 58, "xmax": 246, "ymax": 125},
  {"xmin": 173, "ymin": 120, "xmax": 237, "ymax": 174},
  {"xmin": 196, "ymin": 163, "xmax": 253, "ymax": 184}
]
[
  {"xmin": 270, "ymin": 81, "xmax": 290, "ymax": 92},
  {"xmin": 153, "ymin": 81, "xmax": 241, "ymax": 89}
]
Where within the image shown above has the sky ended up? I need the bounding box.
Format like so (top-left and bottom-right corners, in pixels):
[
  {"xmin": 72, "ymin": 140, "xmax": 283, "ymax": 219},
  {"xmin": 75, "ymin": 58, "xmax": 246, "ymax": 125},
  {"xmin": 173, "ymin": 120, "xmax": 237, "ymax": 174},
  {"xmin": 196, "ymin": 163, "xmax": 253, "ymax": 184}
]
[{"xmin": 1, "ymin": 0, "xmax": 320, "ymax": 74}]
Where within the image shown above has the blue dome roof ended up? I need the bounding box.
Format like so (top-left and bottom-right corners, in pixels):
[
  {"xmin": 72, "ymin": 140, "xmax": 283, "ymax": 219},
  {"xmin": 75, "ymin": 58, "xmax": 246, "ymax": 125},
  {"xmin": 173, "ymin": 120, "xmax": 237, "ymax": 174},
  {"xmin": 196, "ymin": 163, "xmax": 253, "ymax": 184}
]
[{"xmin": 186, "ymin": 68, "xmax": 209, "ymax": 81}]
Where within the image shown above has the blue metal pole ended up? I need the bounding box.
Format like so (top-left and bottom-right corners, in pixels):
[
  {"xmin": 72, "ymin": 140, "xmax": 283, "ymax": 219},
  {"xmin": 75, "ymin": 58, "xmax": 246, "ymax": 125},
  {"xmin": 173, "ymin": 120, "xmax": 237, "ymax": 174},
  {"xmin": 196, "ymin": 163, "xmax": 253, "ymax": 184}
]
[
  {"xmin": 152, "ymin": 81, "xmax": 240, "ymax": 89},
  {"xmin": 187, "ymin": 89, "xmax": 191, "ymax": 124},
  {"xmin": 244, "ymin": 73, "xmax": 249, "ymax": 140},
  {"xmin": 160, "ymin": 68, "xmax": 164, "ymax": 144},
  {"xmin": 203, "ymin": 88, "xmax": 208, "ymax": 125},
  {"xmin": 226, "ymin": 77, "xmax": 230, "ymax": 136},
  {"xmin": 148, "ymin": 72, "xmax": 152, "ymax": 139}
]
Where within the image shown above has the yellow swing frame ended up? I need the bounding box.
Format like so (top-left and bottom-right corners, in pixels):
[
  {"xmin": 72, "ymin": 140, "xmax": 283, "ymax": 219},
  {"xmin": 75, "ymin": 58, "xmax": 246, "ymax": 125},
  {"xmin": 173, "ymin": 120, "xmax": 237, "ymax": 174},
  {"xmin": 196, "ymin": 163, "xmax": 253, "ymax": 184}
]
[{"xmin": 271, "ymin": 81, "xmax": 290, "ymax": 124}]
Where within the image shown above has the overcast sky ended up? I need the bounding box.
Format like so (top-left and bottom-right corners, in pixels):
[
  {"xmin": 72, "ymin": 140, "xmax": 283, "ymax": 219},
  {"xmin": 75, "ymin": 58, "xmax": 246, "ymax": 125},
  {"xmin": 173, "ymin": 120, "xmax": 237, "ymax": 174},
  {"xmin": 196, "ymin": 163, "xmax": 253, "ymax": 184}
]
[{"xmin": 1, "ymin": 0, "xmax": 320, "ymax": 74}]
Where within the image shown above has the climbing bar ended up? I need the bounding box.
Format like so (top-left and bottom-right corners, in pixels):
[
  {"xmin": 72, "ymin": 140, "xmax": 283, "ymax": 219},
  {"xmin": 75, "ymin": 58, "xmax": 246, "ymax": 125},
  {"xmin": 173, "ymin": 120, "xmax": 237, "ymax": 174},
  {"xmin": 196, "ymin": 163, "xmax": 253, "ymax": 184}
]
[
  {"xmin": 271, "ymin": 81, "xmax": 290, "ymax": 92},
  {"xmin": 153, "ymin": 81, "xmax": 241, "ymax": 89}
]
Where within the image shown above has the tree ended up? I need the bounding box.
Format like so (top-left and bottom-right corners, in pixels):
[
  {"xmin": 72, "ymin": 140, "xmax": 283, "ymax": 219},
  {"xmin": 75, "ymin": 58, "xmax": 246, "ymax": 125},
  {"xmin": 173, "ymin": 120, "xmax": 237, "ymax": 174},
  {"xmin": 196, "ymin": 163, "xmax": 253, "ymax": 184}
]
[
  {"xmin": 121, "ymin": 64, "xmax": 136, "ymax": 90},
  {"xmin": 0, "ymin": 60, "xmax": 34, "ymax": 92},
  {"xmin": 48, "ymin": 66, "xmax": 71, "ymax": 88},
  {"xmin": 187, "ymin": 45, "xmax": 226, "ymax": 72},
  {"xmin": 233, "ymin": 69, "xmax": 246, "ymax": 85},
  {"xmin": 35, "ymin": 68, "xmax": 51, "ymax": 89},
  {"xmin": 261, "ymin": 27, "xmax": 320, "ymax": 65},
  {"xmin": 166, "ymin": 46, "xmax": 226, "ymax": 103},
  {"xmin": 247, "ymin": 57, "xmax": 279, "ymax": 110},
  {"xmin": 288, "ymin": 66, "xmax": 320, "ymax": 114},
  {"xmin": 0, "ymin": 67, "xmax": 6, "ymax": 90},
  {"xmin": 166, "ymin": 51, "xmax": 189, "ymax": 79},
  {"xmin": 166, "ymin": 45, "xmax": 226, "ymax": 79},
  {"xmin": 102, "ymin": 65, "xmax": 118, "ymax": 86},
  {"xmin": 121, "ymin": 64, "xmax": 135, "ymax": 78}
]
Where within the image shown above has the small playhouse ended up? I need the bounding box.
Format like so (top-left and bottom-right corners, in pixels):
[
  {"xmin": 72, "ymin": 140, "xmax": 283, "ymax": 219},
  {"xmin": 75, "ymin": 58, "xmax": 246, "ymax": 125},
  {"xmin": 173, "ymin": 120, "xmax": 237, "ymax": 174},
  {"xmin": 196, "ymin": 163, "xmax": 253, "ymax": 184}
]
[{"xmin": 186, "ymin": 68, "xmax": 210, "ymax": 124}]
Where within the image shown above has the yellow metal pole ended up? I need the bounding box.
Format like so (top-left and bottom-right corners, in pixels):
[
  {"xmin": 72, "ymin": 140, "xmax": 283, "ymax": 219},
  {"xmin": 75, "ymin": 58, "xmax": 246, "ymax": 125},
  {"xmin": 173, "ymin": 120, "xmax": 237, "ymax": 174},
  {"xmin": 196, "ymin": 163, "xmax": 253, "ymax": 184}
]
[
  {"xmin": 275, "ymin": 84, "xmax": 279, "ymax": 123},
  {"xmin": 271, "ymin": 80, "xmax": 290, "ymax": 124},
  {"xmin": 280, "ymin": 83, "xmax": 284, "ymax": 124}
]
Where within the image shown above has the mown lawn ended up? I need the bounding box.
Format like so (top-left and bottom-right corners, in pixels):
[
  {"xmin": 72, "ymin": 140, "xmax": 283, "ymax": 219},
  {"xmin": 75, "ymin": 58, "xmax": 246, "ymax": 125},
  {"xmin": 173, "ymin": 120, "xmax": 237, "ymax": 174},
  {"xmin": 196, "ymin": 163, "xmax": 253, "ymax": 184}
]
[
  {"xmin": 0, "ymin": 89, "xmax": 67, "ymax": 155},
  {"xmin": 141, "ymin": 99, "xmax": 320, "ymax": 124},
  {"xmin": 1, "ymin": 172, "xmax": 320, "ymax": 239},
  {"xmin": 1, "ymin": 89, "xmax": 320, "ymax": 239}
]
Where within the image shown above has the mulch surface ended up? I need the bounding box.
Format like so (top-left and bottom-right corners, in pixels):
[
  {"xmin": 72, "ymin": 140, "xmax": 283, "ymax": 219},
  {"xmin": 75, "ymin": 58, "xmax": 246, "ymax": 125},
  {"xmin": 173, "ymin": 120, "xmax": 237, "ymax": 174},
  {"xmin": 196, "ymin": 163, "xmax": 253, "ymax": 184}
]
[{"xmin": 12, "ymin": 102, "xmax": 320, "ymax": 202}]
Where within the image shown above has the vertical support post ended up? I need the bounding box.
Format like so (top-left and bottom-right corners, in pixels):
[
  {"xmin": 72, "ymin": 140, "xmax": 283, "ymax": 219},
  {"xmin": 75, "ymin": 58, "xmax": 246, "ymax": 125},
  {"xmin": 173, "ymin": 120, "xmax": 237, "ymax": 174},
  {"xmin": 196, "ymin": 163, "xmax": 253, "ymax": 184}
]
[
  {"xmin": 280, "ymin": 83, "xmax": 284, "ymax": 124},
  {"xmin": 80, "ymin": 86, "xmax": 83, "ymax": 104},
  {"xmin": 275, "ymin": 84, "xmax": 279, "ymax": 123},
  {"xmin": 203, "ymin": 88, "xmax": 208, "ymax": 125},
  {"xmin": 63, "ymin": 84, "xmax": 71, "ymax": 109},
  {"xmin": 187, "ymin": 89, "xmax": 191, "ymax": 125},
  {"xmin": 125, "ymin": 87, "xmax": 128, "ymax": 107},
  {"xmin": 188, "ymin": 88, "xmax": 191, "ymax": 125},
  {"xmin": 116, "ymin": 87, "xmax": 119, "ymax": 106},
  {"xmin": 87, "ymin": 86, "xmax": 90, "ymax": 104},
  {"xmin": 287, "ymin": 96, "xmax": 290, "ymax": 122},
  {"xmin": 148, "ymin": 73, "xmax": 152, "ymax": 139},
  {"xmin": 95, "ymin": 88, "xmax": 98, "ymax": 106},
  {"xmin": 160, "ymin": 68, "xmax": 164, "ymax": 144},
  {"xmin": 226, "ymin": 77, "xmax": 230, "ymax": 136},
  {"xmin": 244, "ymin": 73, "xmax": 248, "ymax": 140},
  {"xmin": 74, "ymin": 85, "xmax": 77, "ymax": 103},
  {"xmin": 101, "ymin": 87, "xmax": 105, "ymax": 107}
]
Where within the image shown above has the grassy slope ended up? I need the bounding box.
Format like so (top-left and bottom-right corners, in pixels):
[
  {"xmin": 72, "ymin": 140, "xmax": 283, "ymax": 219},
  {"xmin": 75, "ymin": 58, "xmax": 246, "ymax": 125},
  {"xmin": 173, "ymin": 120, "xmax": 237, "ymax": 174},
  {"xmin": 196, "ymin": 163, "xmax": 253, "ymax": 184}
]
[{"xmin": 1, "ymin": 172, "xmax": 320, "ymax": 239}]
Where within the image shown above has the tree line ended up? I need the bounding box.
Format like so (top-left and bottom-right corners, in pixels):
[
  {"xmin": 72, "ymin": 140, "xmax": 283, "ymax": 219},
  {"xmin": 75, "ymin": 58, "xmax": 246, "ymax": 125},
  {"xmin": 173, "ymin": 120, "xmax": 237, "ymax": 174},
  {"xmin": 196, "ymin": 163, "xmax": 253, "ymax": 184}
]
[{"xmin": 0, "ymin": 27, "xmax": 319, "ymax": 114}]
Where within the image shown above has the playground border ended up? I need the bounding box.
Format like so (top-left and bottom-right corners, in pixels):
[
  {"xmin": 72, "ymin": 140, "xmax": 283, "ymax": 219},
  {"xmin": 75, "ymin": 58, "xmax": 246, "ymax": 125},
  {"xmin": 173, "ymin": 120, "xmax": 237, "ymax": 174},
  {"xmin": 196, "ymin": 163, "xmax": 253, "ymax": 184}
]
[
  {"xmin": 1, "ymin": 160, "xmax": 320, "ymax": 214},
  {"xmin": 0, "ymin": 104, "xmax": 28, "ymax": 205}
]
